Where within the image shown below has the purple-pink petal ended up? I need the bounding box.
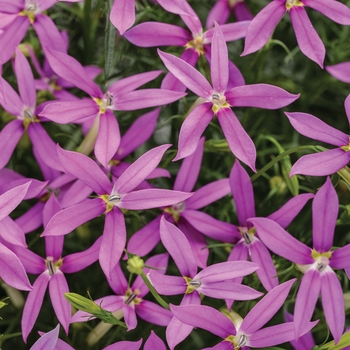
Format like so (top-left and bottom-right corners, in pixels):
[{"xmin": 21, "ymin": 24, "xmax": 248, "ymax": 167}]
[
  {"xmin": 113, "ymin": 144, "xmax": 171, "ymax": 195},
  {"xmin": 170, "ymin": 304, "xmax": 236, "ymax": 338},
  {"xmin": 158, "ymin": 50, "xmax": 213, "ymax": 99},
  {"xmin": 136, "ymin": 300, "xmax": 172, "ymax": 326},
  {"xmin": 124, "ymin": 22, "xmax": 191, "ymax": 47},
  {"xmin": 240, "ymin": 279, "xmax": 296, "ymax": 334},
  {"xmin": 289, "ymin": 6, "xmax": 325, "ymax": 68},
  {"xmin": 217, "ymin": 108, "xmax": 256, "ymax": 171},
  {"xmin": 312, "ymin": 178, "xmax": 338, "ymax": 252},
  {"xmin": 204, "ymin": 21, "xmax": 250, "ymax": 43},
  {"xmin": 173, "ymin": 103, "xmax": 213, "ymax": 161},
  {"xmin": 110, "ymin": 0, "xmax": 135, "ymax": 35},
  {"xmin": 330, "ymin": 243, "xmax": 350, "ymax": 269},
  {"xmin": 30, "ymin": 324, "xmax": 60, "ymax": 350},
  {"xmin": 160, "ymin": 216, "xmax": 197, "ymax": 277},
  {"xmin": 144, "ymin": 331, "xmax": 166, "ymax": 350},
  {"xmin": 242, "ymin": 1, "xmax": 285, "ymax": 56},
  {"xmin": 148, "ymin": 271, "xmax": 186, "ymax": 295},
  {"xmin": 42, "ymin": 198, "xmax": 105, "ymax": 237},
  {"xmin": 321, "ymin": 269, "xmax": 345, "ymax": 343},
  {"xmin": 0, "ymin": 76, "xmax": 23, "ymax": 116},
  {"xmin": 290, "ymin": 149, "xmax": 350, "ymax": 177},
  {"xmin": 57, "ymin": 145, "xmax": 112, "ymax": 195},
  {"xmin": 99, "ymin": 207, "xmax": 126, "ymax": 278},
  {"xmin": 229, "ymin": 160, "xmax": 255, "ymax": 226},
  {"xmin": 326, "ymin": 62, "xmax": 350, "ymax": 84},
  {"xmin": 249, "ymin": 217, "xmax": 314, "ymax": 264},
  {"xmin": 0, "ymin": 217, "xmax": 27, "ymax": 247},
  {"xmin": 294, "ymin": 268, "xmax": 321, "ymax": 340}
]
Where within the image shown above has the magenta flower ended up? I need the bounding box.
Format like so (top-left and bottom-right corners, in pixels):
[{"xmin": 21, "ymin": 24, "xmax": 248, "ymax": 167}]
[
  {"xmin": 39, "ymin": 48, "xmax": 185, "ymax": 167},
  {"xmin": 326, "ymin": 62, "xmax": 350, "ymax": 84},
  {"xmin": 71, "ymin": 254, "xmax": 172, "ymax": 330},
  {"xmin": 124, "ymin": 0, "xmax": 250, "ymax": 91},
  {"xmin": 41, "ymin": 145, "xmax": 192, "ymax": 278},
  {"xmin": 149, "ymin": 217, "xmax": 262, "ymax": 349},
  {"xmin": 226, "ymin": 160, "xmax": 314, "ymax": 297},
  {"xmin": 10, "ymin": 195, "xmax": 102, "ymax": 342},
  {"xmin": 127, "ymin": 138, "xmax": 235, "ymax": 268},
  {"xmin": 170, "ymin": 279, "xmax": 317, "ymax": 349},
  {"xmin": 250, "ymin": 178, "xmax": 348, "ymax": 343},
  {"xmin": 158, "ymin": 23, "xmax": 299, "ymax": 169},
  {"xmin": 206, "ymin": 0, "xmax": 253, "ymax": 27},
  {"xmin": 286, "ymin": 94, "xmax": 350, "ymax": 176},
  {"xmin": 0, "ymin": 48, "xmax": 64, "ymax": 171},
  {"xmin": 242, "ymin": 0, "xmax": 350, "ymax": 68},
  {"xmin": 0, "ymin": 0, "xmax": 72, "ymax": 64}
]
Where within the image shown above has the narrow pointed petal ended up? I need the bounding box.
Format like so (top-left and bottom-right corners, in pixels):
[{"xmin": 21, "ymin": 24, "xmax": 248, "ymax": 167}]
[
  {"xmin": 166, "ymin": 293, "xmax": 200, "ymax": 350},
  {"xmin": 15, "ymin": 48, "xmax": 36, "ymax": 108},
  {"xmin": 107, "ymin": 263, "xmax": 128, "ymax": 296},
  {"xmin": 113, "ymin": 89, "xmax": 186, "ymax": 110},
  {"xmin": 113, "ymin": 144, "xmax": 171, "ymax": 194},
  {"xmin": 186, "ymin": 178, "xmax": 231, "ymax": 210},
  {"xmin": 136, "ymin": 300, "xmax": 172, "ymax": 326},
  {"xmin": 33, "ymin": 15, "xmax": 66, "ymax": 53},
  {"xmin": 0, "ymin": 243, "xmax": 32, "ymax": 290},
  {"xmin": 304, "ymin": 0, "xmax": 350, "ymax": 25},
  {"xmin": 0, "ymin": 216, "xmax": 26, "ymax": 247},
  {"xmin": 120, "ymin": 189, "xmax": 192, "ymax": 210},
  {"xmin": 178, "ymin": 218, "xmax": 208, "ymax": 269},
  {"xmin": 248, "ymin": 321, "xmax": 318, "ymax": 348},
  {"xmin": 199, "ymin": 281, "xmax": 263, "ymax": 300},
  {"xmin": 110, "ymin": 0, "xmax": 135, "ymax": 35},
  {"xmin": 197, "ymin": 261, "xmax": 259, "ymax": 282},
  {"xmin": 95, "ymin": 111, "xmax": 120, "ymax": 168},
  {"xmin": 157, "ymin": 0, "xmax": 194, "ymax": 16},
  {"xmin": 228, "ymin": 241, "xmax": 249, "ymax": 262},
  {"xmin": 211, "ymin": 23, "xmax": 228, "ymax": 93},
  {"xmin": 182, "ymin": 210, "xmax": 239, "ymax": 243},
  {"xmin": 174, "ymin": 137, "xmax": 204, "ymax": 193},
  {"xmin": 170, "ymin": 304, "xmax": 236, "ymax": 338},
  {"xmin": 229, "ymin": 160, "xmax": 255, "ymax": 226},
  {"xmin": 30, "ymin": 324, "xmax": 59, "ymax": 350},
  {"xmin": 312, "ymin": 178, "xmax": 338, "ymax": 252},
  {"xmin": 39, "ymin": 99, "xmax": 98, "ymax": 123},
  {"xmin": 227, "ymin": 84, "xmax": 299, "ymax": 109},
  {"xmin": 204, "ymin": 21, "xmax": 250, "ymax": 43},
  {"xmin": 240, "ymin": 279, "xmax": 296, "ymax": 334},
  {"xmin": 0, "ymin": 76, "xmax": 23, "ymax": 116},
  {"xmin": 109, "ymin": 71, "xmax": 163, "ymax": 96},
  {"xmin": 326, "ymin": 62, "xmax": 350, "ymax": 84},
  {"xmin": 99, "ymin": 208, "xmax": 126, "ymax": 278},
  {"xmin": 44, "ymin": 47, "xmax": 101, "ymax": 98},
  {"xmin": 11, "ymin": 245, "xmax": 45, "ymax": 274},
  {"xmin": 206, "ymin": 0, "xmax": 230, "ymax": 27},
  {"xmin": 267, "ymin": 193, "xmax": 314, "ymax": 228},
  {"xmin": 250, "ymin": 239, "xmax": 279, "ymax": 291},
  {"xmin": 0, "ymin": 181, "xmax": 30, "ymax": 221},
  {"xmin": 0, "ymin": 120, "xmax": 23, "ymax": 169},
  {"xmin": 148, "ymin": 271, "xmax": 185, "ymax": 295},
  {"xmin": 0, "ymin": 17, "xmax": 29, "ymax": 65},
  {"xmin": 49, "ymin": 272, "xmax": 71, "ymax": 334},
  {"xmin": 321, "ymin": 270, "xmax": 345, "ymax": 343},
  {"xmin": 116, "ymin": 108, "xmax": 160, "ymax": 159},
  {"xmin": 174, "ymin": 103, "xmax": 213, "ymax": 161},
  {"xmin": 124, "ymin": 22, "xmax": 191, "ymax": 47},
  {"xmin": 104, "ymin": 340, "xmax": 142, "ymax": 350},
  {"xmin": 61, "ymin": 236, "xmax": 102, "ymax": 273},
  {"xmin": 249, "ymin": 217, "xmax": 313, "ymax": 264},
  {"xmin": 290, "ymin": 7, "xmax": 325, "ymax": 68},
  {"xmin": 285, "ymin": 112, "xmax": 349, "ymax": 146},
  {"xmin": 227, "ymin": 60, "xmax": 245, "ymax": 89},
  {"xmin": 28, "ymin": 123, "xmax": 65, "ymax": 172},
  {"xmin": 22, "ymin": 273, "xmax": 49, "ymax": 342},
  {"xmin": 126, "ymin": 215, "xmax": 161, "ymax": 257},
  {"xmin": 330, "ymin": 243, "xmax": 350, "ymax": 269},
  {"xmin": 122, "ymin": 305, "xmax": 137, "ymax": 330},
  {"xmin": 57, "ymin": 145, "xmax": 112, "ymax": 195},
  {"xmin": 145, "ymin": 331, "xmax": 166, "ymax": 350},
  {"xmin": 294, "ymin": 268, "xmax": 321, "ymax": 340},
  {"xmin": 44, "ymin": 201, "xmax": 64, "ymax": 255},
  {"xmin": 290, "ymin": 149, "xmax": 350, "ymax": 177},
  {"xmin": 42, "ymin": 198, "xmax": 105, "ymax": 237},
  {"xmin": 160, "ymin": 216, "xmax": 197, "ymax": 277},
  {"xmin": 158, "ymin": 50, "xmax": 213, "ymax": 99},
  {"xmin": 242, "ymin": 1, "xmax": 285, "ymax": 56},
  {"xmin": 345, "ymin": 94, "xmax": 350, "ymax": 126},
  {"xmin": 217, "ymin": 108, "xmax": 256, "ymax": 171}
]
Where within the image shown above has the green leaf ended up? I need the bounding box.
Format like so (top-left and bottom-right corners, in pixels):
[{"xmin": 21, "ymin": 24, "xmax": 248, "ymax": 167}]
[
  {"xmin": 104, "ymin": 0, "xmax": 116, "ymax": 83},
  {"xmin": 317, "ymin": 332, "xmax": 350, "ymax": 350}
]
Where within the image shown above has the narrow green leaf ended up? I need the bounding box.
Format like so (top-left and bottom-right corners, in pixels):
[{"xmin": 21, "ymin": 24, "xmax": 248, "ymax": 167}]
[{"xmin": 104, "ymin": 0, "xmax": 116, "ymax": 83}]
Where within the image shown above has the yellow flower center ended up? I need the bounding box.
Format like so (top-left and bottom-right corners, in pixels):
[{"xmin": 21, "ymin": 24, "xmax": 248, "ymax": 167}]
[
  {"xmin": 45, "ymin": 257, "xmax": 63, "ymax": 276},
  {"xmin": 100, "ymin": 193, "xmax": 121, "ymax": 212},
  {"xmin": 225, "ymin": 333, "xmax": 248, "ymax": 349},
  {"xmin": 19, "ymin": 3, "xmax": 37, "ymax": 23},
  {"xmin": 186, "ymin": 34, "xmax": 205, "ymax": 55},
  {"xmin": 164, "ymin": 201, "xmax": 185, "ymax": 222},
  {"xmin": 341, "ymin": 136, "xmax": 350, "ymax": 152},
  {"xmin": 211, "ymin": 93, "xmax": 230, "ymax": 114},
  {"xmin": 311, "ymin": 250, "xmax": 332, "ymax": 272},
  {"xmin": 184, "ymin": 276, "xmax": 201, "ymax": 294},
  {"xmin": 285, "ymin": 0, "xmax": 304, "ymax": 10},
  {"xmin": 22, "ymin": 108, "xmax": 39, "ymax": 129},
  {"xmin": 124, "ymin": 288, "xmax": 142, "ymax": 306},
  {"xmin": 94, "ymin": 92, "xmax": 114, "ymax": 114},
  {"xmin": 229, "ymin": 0, "xmax": 244, "ymax": 7},
  {"xmin": 239, "ymin": 226, "xmax": 256, "ymax": 245}
]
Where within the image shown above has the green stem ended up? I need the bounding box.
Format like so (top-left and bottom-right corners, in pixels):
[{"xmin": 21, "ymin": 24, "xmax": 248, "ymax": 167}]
[
  {"xmin": 251, "ymin": 145, "xmax": 319, "ymax": 182},
  {"xmin": 140, "ymin": 271, "xmax": 170, "ymax": 310}
]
